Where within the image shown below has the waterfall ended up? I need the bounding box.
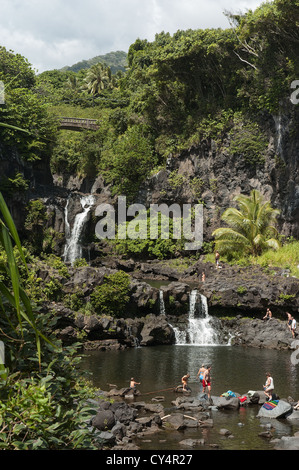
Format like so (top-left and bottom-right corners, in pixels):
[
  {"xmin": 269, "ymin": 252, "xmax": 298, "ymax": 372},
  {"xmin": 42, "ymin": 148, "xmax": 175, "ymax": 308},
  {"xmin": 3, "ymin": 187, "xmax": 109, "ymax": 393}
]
[
  {"xmin": 273, "ymin": 113, "xmax": 289, "ymax": 161},
  {"xmin": 174, "ymin": 290, "xmax": 219, "ymax": 346},
  {"xmin": 63, "ymin": 194, "xmax": 95, "ymax": 265},
  {"xmin": 159, "ymin": 290, "xmax": 166, "ymax": 315}
]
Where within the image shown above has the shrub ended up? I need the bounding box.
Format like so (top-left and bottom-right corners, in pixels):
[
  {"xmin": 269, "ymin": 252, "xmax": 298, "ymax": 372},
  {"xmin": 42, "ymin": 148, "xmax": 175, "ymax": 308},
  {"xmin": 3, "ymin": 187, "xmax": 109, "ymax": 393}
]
[{"xmin": 90, "ymin": 270, "xmax": 131, "ymax": 317}]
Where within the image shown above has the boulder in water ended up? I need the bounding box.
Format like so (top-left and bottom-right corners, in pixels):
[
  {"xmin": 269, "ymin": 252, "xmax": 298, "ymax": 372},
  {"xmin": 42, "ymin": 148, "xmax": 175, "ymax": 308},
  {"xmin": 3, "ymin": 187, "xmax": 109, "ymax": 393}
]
[
  {"xmin": 257, "ymin": 400, "xmax": 292, "ymax": 419},
  {"xmin": 212, "ymin": 396, "xmax": 240, "ymax": 410}
]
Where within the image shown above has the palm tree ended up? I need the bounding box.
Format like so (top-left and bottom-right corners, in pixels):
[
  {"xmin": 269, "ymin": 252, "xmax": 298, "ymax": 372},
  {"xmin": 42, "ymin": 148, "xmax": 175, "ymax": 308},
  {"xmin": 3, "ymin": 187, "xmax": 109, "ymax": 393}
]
[
  {"xmin": 212, "ymin": 189, "xmax": 280, "ymax": 257},
  {"xmin": 83, "ymin": 63, "xmax": 112, "ymax": 104}
]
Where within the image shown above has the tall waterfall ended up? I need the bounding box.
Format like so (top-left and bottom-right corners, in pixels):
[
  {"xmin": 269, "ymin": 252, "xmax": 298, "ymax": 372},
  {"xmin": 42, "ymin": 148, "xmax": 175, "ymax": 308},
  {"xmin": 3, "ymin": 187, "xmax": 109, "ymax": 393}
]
[
  {"xmin": 174, "ymin": 290, "xmax": 219, "ymax": 346},
  {"xmin": 63, "ymin": 194, "xmax": 95, "ymax": 265}
]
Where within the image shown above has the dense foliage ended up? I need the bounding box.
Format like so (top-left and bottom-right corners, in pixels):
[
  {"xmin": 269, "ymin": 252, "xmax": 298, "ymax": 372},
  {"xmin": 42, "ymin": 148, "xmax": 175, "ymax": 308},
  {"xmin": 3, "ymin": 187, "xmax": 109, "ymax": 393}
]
[
  {"xmin": 0, "ymin": 195, "xmax": 98, "ymax": 449},
  {"xmin": 0, "ymin": 0, "xmax": 298, "ymax": 449},
  {"xmin": 0, "ymin": 47, "xmax": 57, "ymax": 164},
  {"xmin": 34, "ymin": 0, "xmax": 299, "ymax": 198},
  {"xmin": 212, "ymin": 189, "xmax": 281, "ymax": 257}
]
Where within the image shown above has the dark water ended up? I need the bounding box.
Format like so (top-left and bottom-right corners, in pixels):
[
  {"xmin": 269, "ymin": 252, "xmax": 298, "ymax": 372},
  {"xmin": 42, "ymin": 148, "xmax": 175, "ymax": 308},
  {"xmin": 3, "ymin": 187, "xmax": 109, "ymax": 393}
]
[{"xmin": 80, "ymin": 345, "xmax": 299, "ymax": 450}]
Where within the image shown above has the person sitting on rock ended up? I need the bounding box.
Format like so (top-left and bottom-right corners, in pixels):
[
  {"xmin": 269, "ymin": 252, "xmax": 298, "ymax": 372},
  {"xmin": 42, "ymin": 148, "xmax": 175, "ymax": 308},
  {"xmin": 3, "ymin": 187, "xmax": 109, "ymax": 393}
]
[{"xmin": 181, "ymin": 373, "xmax": 190, "ymax": 392}]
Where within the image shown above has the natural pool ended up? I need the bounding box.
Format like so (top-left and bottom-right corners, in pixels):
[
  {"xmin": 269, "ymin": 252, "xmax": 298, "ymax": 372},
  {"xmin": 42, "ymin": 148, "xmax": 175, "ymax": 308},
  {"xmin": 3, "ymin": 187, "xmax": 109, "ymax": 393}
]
[{"xmin": 80, "ymin": 344, "xmax": 299, "ymax": 450}]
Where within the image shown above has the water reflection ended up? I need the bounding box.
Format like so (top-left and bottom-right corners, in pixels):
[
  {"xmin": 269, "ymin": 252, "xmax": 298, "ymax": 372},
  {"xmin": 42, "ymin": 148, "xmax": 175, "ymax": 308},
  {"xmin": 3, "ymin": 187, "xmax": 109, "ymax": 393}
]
[
  {"xmin": 79, "ymin": 345, "xmax": 299, "ymax": 450},
  {"xmin": 80, "ymin": 345, "xmax": 299, "ymax": 399}
]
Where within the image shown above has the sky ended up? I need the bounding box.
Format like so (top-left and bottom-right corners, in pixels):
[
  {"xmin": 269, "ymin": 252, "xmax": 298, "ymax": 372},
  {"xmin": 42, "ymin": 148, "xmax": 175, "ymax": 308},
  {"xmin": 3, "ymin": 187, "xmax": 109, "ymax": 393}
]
[{"xmin": 0, "ymin": 0, "xmax": 265, "ymax": 73}]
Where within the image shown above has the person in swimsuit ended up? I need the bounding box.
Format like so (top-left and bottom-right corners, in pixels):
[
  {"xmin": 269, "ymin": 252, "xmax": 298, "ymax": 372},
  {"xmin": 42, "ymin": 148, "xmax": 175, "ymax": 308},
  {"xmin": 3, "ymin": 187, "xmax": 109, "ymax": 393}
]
[
  {"xmin": 196, "ymin": 364, "xmax": 206, "ymax": 392},
  {"xmin": 263, "ymin": 372, "xmax": 274, "ymax": 401},
  {"xmin": 286, "ymin": 312, "xmax": 293, "ymax": 332},
  {"xmin": 129, "ymin": 377, "xmax": 140, "ymax": 393},
  {"xmin": 263, "ymin": 308, "xmax": 272, "ymax": 320},
  {"xmin": 202, "ymin": 365, "xmax": 212, "ymax": 399},
  {"xmin": 291, "ymin": 317, "xmax": 297, "ymax": 338},
  {"xmin": 181, "ymin": 373, "xmax": 190, "ymax": 392}
]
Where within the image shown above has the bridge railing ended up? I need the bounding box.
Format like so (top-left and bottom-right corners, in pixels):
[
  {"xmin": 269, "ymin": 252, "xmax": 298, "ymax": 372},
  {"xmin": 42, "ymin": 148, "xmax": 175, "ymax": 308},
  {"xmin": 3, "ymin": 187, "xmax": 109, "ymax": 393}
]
[
  {"xmin": 59, "ymin": 117, "xmax": 99, "ymax": 130},
  {"xmin": 60, "ymin": 117, "xmax": 98, "ymax": 124}
]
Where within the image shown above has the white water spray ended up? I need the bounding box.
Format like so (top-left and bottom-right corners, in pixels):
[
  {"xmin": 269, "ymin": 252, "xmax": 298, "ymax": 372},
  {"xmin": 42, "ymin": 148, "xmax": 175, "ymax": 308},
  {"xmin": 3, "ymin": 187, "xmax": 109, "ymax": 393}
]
[
  {"xmin": 173, "ymin": 290, "xmax": 219, "ymax": 346},
  {"xmin": 159, "ymin": 290, "xmax": 166, "ymax": 315},
  {"xmin": 63, "ymin": 194, "xmax": 95, "ymax": 265}
]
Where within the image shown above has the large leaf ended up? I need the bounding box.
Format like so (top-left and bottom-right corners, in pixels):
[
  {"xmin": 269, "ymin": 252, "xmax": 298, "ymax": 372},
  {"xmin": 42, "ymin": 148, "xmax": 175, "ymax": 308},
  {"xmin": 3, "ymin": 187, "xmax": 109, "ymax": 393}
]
[
  {"xmin": 0, "ymin": 192, "xmax": 55, "ymax": 370},
  {"xmin": 0, "ymin": 122, "xmax": 30, "ymax": 134}
]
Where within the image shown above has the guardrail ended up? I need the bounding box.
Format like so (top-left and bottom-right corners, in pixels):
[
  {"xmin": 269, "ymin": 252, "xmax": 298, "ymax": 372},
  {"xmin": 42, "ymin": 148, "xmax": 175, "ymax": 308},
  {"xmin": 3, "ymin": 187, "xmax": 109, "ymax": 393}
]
[{"xmin": 59, "ymin": 117, "xmax": 99, "ymax": 130}]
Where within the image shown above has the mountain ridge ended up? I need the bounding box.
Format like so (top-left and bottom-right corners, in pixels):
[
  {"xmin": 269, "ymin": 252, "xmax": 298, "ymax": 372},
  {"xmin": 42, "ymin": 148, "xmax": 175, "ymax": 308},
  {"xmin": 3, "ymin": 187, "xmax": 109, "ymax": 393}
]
[{"xmin": 60, "ymin": 50, "xmax": 127, "ymax": 74}]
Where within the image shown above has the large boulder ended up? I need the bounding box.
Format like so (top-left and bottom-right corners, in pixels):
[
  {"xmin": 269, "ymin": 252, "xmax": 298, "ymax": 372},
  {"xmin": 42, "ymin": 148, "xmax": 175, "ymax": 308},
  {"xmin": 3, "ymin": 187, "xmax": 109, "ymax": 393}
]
[
  {"xmin": 248, "ymin": 390, "xmax": 267, "ymax": 404},
  {"xmin": 212, "ymin": 396, "xmax": 240, "ymax": 410},
  {"xmin": 140, "ymin": 314, "xmax": 175, "ymax": 346},
  {"xmin": 257, "ymin": 400, "xmax": 292, "ymax": 419},
  {"xmin": 162, "ymin": 413, "xmax": 186, "ymax": 430},
  {"xmin": 272, "ymin": 433, "xmax": 299, "ymax": 450},
  {"xmin": 92, "ymin": 409, "xmax": 116, "ymax": 431}
]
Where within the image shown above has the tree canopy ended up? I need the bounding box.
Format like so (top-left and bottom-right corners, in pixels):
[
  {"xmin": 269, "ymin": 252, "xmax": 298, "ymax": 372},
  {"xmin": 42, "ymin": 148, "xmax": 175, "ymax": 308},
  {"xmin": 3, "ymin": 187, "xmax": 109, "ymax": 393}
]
[{"xmin": 212, "ymin": 190, "xmax": 281, "ymax": 257}]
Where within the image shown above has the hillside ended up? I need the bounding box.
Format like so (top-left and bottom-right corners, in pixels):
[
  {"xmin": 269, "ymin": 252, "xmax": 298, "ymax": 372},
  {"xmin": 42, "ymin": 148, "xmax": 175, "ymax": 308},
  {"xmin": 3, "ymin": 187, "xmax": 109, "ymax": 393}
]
[
  {"xmin": 0, "ymin": 0, "xmax": 298, "ymax": 262},
  {"xmin": 60, "ymin": 50, "xmax": 127, "ymax": 74}
]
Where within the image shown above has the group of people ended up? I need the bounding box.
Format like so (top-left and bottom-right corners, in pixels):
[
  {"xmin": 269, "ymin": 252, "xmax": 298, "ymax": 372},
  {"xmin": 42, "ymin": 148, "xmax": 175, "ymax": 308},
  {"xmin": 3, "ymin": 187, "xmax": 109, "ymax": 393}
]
[
  {"xmin": 181, "ymin": 365, "xmax": 212, "ymax": 400},
  {"xmin": 262, "ymin": 309, "xmax": 297, "ymax": 338},
  {"xmin": 182, "ymin": 369, "xmax": 275, "ymax": 403}
]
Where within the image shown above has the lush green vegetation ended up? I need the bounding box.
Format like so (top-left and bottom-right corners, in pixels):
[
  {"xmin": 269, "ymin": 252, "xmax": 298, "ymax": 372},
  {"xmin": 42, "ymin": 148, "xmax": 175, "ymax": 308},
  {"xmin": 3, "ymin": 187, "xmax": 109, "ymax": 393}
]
[
  {"xmin": 204, "ymin": 239, "xmax": 299, "ymax": 277},
  {"xmin": 0, "ymin": 0, "xmax": 298, "ymax": 449},
  {"xmin": 61, "ymin": 50, "xmax": 127, "ymax": 74},
  {"xmin": 0, "ymin": 196, "xmax": 99, "ymax": 449},
  {"xmin": 90, "ymin": 271, "xmax": 131, "ymax": 317},
  {"xmin": 212, "ymin": 189, "xmax": 281, "ymax": 257},
  {"xmin": 32, "ymin": 0, "xmax": 299, "ymax": 200}
]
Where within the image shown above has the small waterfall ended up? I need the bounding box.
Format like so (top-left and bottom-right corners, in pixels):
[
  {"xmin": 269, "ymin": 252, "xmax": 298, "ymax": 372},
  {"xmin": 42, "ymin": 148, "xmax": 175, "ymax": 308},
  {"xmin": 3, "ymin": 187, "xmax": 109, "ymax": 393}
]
[
  {"xmin": 273, "ymin": 113, "xmax": 289, "ymax": 161},
  {"xmin": 63, "ymin": 194, "xmax": 95, "ymax": 265},
  {"xmin": 174, "ymin": 290, "xmax": 219, "ymax": 346},
  {"xmin": 159, "ymin": 290, "xmax": 166, "ymax": 315}
]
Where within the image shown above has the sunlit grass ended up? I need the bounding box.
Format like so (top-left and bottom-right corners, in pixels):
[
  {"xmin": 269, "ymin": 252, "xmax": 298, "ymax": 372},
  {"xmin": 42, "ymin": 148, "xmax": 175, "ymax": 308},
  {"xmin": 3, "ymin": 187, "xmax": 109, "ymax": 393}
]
[
  {"xmin": 203, "ymin": 241, "xmax": 299, "ymax": 277},
  {"xmin": 254, "ymin": 241, "xmax": 299, "ymax": 277},
  {"xmin": 48, "ymin": 104, "xmax": 106, "ymax": 120}
]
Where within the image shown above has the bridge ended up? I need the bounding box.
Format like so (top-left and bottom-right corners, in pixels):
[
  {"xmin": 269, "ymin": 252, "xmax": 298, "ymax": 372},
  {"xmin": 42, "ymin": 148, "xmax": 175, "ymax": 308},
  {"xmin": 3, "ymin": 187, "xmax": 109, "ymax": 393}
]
[{"xmin": 59, "ymin": 117, "xmax": 99, "ymax": 131}]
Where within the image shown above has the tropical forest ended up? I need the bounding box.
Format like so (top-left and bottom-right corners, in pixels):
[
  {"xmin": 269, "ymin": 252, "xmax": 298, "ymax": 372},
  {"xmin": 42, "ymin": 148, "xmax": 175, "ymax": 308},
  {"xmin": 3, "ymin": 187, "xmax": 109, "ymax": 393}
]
[{"xmin": 0, "ymin": 0, "xmax": 298, "ymax": 451}]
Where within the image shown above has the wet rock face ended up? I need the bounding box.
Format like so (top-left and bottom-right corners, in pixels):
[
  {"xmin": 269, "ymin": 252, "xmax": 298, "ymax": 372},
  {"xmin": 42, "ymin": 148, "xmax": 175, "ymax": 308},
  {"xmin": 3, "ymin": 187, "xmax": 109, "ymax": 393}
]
[
  {"xmin": 46, "ymin": 257, "xmax": 298, "ymax": 350},
  {"xmin": 136, "ymin": 107, "xmax": 299, "ymax": 240}
]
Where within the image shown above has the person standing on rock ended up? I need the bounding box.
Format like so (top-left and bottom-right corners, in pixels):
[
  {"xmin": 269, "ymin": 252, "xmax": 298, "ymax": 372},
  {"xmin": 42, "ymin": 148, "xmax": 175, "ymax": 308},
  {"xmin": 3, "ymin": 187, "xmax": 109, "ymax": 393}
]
[
  {"xmin": 129, "ymin": 377, "xmax": 140, "ymax": 393},
  {"xmin": 286, "ymin": 312, "xmax": 293, "ymax": 332},
  {"xmin": 263, "ymin": 308, "xmax": 272, "ymax": 321},
  {"xmin": 196, "ymin": 364, "xmax": 206, "ymax": 392},
  {"xmin": 202, "ymin": 365, "xmax": 212, "ymax": 400},
  {"xmin": 291, "ymin": 317, "xmax": 297, "ymax": 338},
  {"xmin": 263, "ymin": 372, "xmax": 274, "ymax": 401}
]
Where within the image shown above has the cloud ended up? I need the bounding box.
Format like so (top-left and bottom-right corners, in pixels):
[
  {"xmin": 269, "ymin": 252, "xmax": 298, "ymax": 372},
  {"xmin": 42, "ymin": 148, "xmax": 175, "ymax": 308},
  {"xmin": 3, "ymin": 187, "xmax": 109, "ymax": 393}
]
[{"xmin": 0, "ymin": 0, "xmax": 264, "ymax": 72}]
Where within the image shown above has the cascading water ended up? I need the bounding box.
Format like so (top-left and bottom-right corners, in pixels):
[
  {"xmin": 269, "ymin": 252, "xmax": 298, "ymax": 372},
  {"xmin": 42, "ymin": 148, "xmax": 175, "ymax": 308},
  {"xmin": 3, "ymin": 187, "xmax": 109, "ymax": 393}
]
[
  {"xmin": 63, "ymin": 194, "xmax": 95, "ymax": 265},
  {"xmin": 159, "ymin": 290, "xmax": 166, "ymax": 315},
  {"xmin": 174, "ymin": 290, "xmax": 219, "ymax": 346},
  {"xmin": 273, "ymin": 113, "xmax": 289, "ymax": 161}
]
